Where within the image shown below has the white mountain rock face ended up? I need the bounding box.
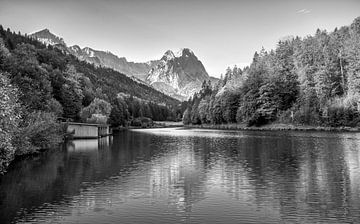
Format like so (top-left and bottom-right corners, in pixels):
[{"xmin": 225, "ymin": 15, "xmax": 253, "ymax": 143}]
[
  {"xmin": 30, "ymin": 29, "xmax": 66, "ymax": 46},
  {"xmin": 68, "ymin": 46, "xmax": 159, "ymax": 81},
  {"xmin": 146, "ymin": 48, "xmax": 213, "ymax": 101}
]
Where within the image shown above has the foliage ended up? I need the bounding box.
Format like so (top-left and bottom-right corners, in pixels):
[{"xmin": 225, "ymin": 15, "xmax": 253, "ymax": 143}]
[
  {"xmin": 131, "ymin": 117, "xmax": 153, "ymax": 127},
  {"xmin": 109, "ymin": 96, "xmax": 130, "ymax": 127},
  {"xmin": 0, "ymin": 73, "xmax": 20, "ymax": 174},
  {"xmin": 0, "ymin": 25, "xmax": 185, "ymax": 173},
  {"xmin": 182, "ymin": 108, "xmax": 192, "ymax": 125},
  {"xmin": 80, "ymin": 98, "xmax": 112, "ymax": 123},
  {"xmin": 0, "ymin": 25, "xmax": 182, "ymax": 124},
  {"xmin": 13, "ymin": 111, "xmax": 62, "ymax": 156},
  {"xmin": 184, "ymin": 17, "xmax": 360, "ymax": 128}
]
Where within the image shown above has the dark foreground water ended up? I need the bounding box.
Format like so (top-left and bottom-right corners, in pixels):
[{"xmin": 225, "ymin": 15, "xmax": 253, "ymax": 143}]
[{"xmin": 1, "ymin": 128, "xmax": 360, "ymax": 224}]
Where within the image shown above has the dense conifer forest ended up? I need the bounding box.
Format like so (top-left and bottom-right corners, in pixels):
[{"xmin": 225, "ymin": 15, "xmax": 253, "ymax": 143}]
[
  {"xmin": 0, "ymin": 26, "xmax": 182, "ymax": 173},
  {"xmin": 183, "ymin": 17, "xmax": 360, "ymax": 128},
  {"xmin": 1, "ymin": 17, "xmax": 360, "ymax": 173}
]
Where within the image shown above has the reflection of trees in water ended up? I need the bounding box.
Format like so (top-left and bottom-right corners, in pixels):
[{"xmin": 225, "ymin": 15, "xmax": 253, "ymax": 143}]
[
  {"xmin": 292, "ymin": 137, "xmax": 353, "ymax": 222},
  {"xmin": 341, "ymin": 137, "xmax": 360, "ymax": 218},
  {"xmin": 0, "ymin": 147, "xmax": 67, "ymax": 223},
  {"xmin": 0, "ymin": 137, "xmax": 112, "ymax": 223},
  {"xmin": 1, "ymin": 131, "xmax": 360, "ymax": 223},
  {"xmin": 214, "ymin": 133, "xmax": 360, "ymax": 223},
  {"xmin": 0, "ymin": 132, "xmax": 210, "ymax": 223},
  {"xmin": 148, "ymin": 138, "xmax": 207, "ymax": 216}
]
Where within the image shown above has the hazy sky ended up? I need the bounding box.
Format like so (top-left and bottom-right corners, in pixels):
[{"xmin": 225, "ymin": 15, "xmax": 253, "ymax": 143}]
[{"xmin": 1, "ymin": 0, "xmax": 359, "ymax": 77}]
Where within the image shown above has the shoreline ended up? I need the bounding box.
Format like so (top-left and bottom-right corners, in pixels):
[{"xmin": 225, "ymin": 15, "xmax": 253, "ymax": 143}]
[
  {"xmin": 185, "ymin": 123, "xmax": 360, "ymax": 132},
  {"xmin": 113, "ymin": 121, "xmax": 184, "ymax": 131}
]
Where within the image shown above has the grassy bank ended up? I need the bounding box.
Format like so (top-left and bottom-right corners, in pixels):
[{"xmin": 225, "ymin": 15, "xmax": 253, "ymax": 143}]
[{"xmin": 185, "ymin": 123, "xmax": 360, "ymax": 132}]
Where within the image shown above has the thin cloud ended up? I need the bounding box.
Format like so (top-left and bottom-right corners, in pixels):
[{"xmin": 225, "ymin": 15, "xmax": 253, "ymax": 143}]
[{"xmin": 297, "ymin": 9, "xmax": 311, "ymax": 14}]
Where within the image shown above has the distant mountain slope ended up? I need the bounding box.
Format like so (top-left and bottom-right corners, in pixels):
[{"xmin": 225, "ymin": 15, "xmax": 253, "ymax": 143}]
[
  {"xmin": 68, "ymin": 45, "xmax": 160, "ymax": 80},
  {"xmin": 30, "ymin": 29, "xmax": 159, "ymax": 80},
  {"xmin": 30, "ymin": 29, "xmax": 66, "ymax": 46},
  {"xmin": 30, "ymin": 29, "xmax": 218, "ymax": 101},
  {"xmin": 25, "ymin": 28, "xmax": 180, "ymax": 106},
  {"xmin": 146, "ymin": 48, "xmax": 214, "ymax": 101}
]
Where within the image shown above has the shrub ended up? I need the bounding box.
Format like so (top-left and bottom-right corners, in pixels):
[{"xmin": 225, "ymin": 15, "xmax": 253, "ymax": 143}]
[
  {"xmin": 0, "ymin": 73, "xmax": 20, "ymax": 173},
  {"xmin": 80, "ymin": 98, "xmax": 112, "ymax": 124},
  {"xmin": 325, "ymin": 95, "xmax": 360, "ymax": 127},
  {"xmin": 46, "ymin": 98, "xmax": 63, "ymax": 117},
  {"xmin": 14, "ymin": 111, "xmax": 62, "ymax": 156},
  {"xmin": 131, "ymin": 118, "xmax": 142, "ymax": 127},
  {"xmin": 182, "ymin": 108, "xmax": 191, "ymax": 125},
  {"xmin": 87, "ymin": 113, "xmax": 108, "ymax": 124},
  {"xmin": 277, "ymin": 109, "xmax": 293, "ymax": 124}
]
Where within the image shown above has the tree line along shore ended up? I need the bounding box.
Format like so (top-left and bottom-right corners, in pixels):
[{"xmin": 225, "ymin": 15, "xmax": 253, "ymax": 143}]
[
  {"xmin": 185, "ymin": 123, "xmax": 360, "ymax": 132},
  {"xmin": 0, "ymin": 26, "xmax": 183, "ymax": 174},
  {"xmin": 1, "ymin": 17, "xmax": 360, "ymax": 174},
  {"xmin": 182, "ymin": 17, "xmax": 360, "ymax": 131}
]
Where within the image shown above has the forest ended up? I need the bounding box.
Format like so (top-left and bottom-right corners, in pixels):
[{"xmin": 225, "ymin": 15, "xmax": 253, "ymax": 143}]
[
  {"xmin": 0, "ymin": 26, "xmax": 182, "ymax": 173},
  {"xmin": 183, "ymin": 17, "xmax": 360, "ymax": 128},
  {"xmin": 1, "ymin": 17, "xmax": 360, "ymax": 173}
]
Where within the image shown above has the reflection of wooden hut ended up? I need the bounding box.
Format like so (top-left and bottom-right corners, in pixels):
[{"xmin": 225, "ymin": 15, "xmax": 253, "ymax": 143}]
[{"xmin": 65, "ymin": 122, "xmax": 110, "ymax": 139}]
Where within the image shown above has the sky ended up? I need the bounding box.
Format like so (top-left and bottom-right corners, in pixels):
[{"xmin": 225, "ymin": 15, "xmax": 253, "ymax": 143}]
[{"xmin": 0, "ymin": 0, "xmax": 359, "ymax": 77}]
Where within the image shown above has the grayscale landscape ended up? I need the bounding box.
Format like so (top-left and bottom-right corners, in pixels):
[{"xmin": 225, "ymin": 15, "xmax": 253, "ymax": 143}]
[{"xmin": 1, "ymin": 0, "xmax": 360, "ymax": 223}]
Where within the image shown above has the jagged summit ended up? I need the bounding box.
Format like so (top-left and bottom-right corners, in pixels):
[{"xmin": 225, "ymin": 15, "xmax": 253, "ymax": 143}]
[
  {"xmin": 30, "ymin": 28, "xmax": 66, "ymax": 46},
  {"xmin": 146, "ymin": 48, "xmax": 210, "ymax": 101},
  {"xmin": 162, "ymin": 50, "xmax": 175, "ymax": 60},
  {"xmin": 31, "ymin": 28, "xmax": 51, "ymax": 35},
  {"xmin": 161, "ymin": 48, "xmax": 195, "ymax": 60},
  {"xmin": 175, "ymin": 48, "xmax": 194, "ymax": 57},
  {"xmin": 67, "ymin": 45, "xmax": 158, "ymax": 80}
]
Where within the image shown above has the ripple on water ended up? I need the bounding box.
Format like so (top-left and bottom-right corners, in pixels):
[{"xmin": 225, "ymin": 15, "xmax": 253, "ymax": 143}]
[{"xmin": 1, "ymin": 128, "xmax": 360, "ymax": 223}]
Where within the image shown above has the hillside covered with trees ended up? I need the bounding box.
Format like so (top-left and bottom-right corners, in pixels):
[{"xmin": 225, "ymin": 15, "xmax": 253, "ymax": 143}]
[
  {"xmin": 0, "ymin": 26, "xmax": 182, "ymax": 173},
  {"xmin": 183, "ymin": 17, "xmax": 360, "ymax": 128}
]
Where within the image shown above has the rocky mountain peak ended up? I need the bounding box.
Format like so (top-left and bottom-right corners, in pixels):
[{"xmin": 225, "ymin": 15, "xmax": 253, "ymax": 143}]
[
  {"xmin": 29, "ymin": 29, "xmax": 213, "ymax": 101},
  {"xmin": 162, "ymin": 50, "xmax": 175, "ymax": 60},
  {"xmin": 146, "ymin": 48, "xmax": 211, "ymax": 101},
  {"xmin": 30, "ymin": 28, "xmax": 66, "ymax": 46},
  {"xmin": 175, "ymin": 48, "xmax": 194, "ymax": 57}
]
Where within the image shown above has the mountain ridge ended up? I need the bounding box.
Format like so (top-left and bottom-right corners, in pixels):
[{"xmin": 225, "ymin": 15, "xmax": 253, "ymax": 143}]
[
  {"xmin": 30, "ymin": 29, "xmax": 219, "ymax": 101},
  {"xmin": 30, "ymin": 28, "xmax": 66, "ymax": 46},
  {"xmin": 30, "ymin": 29, "xmax": 159, "ymax": 80},
  {"xmin": 146, "ymin": 48, "xmax": 215, "ymax": 101}
]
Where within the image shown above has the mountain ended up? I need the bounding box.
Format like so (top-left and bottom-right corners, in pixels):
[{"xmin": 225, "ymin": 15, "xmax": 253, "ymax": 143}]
[
  {"xmin": 30, "ymin": 28, "xmax": 66, "ymax": 46},
  {"xmin": 30, "ymin": 29, "xmax": 159, "ymax": 80},
  {"xmin": 30, "ymin": 29, "xmax": 217, "ymax": 101},
  {"xmin": 146, "ymin": 48, "xmax": 213, "ymax": 101},
  {"xmin": 68, "ymin": 46, "xmax": 160, "ymax": 80},
  {"xmin": 2, "ymin": 26, "xmax": 180, "ymax": 110}
]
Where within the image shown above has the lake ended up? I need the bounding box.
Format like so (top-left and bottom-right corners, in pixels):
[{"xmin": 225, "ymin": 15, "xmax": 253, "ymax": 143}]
[{"xmin": 1, "ymin": 128, "xmax": 360, "ymax": 223}]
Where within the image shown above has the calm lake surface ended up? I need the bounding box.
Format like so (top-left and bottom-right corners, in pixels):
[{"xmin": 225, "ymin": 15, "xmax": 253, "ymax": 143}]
[{"xmin": 1, "ymin": 128, "xmax": 360, "ymax": 223}]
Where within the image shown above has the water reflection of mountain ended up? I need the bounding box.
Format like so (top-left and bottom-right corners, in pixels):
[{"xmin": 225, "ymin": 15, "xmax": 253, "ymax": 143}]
[{"xmin": 0, "ymin": 129, "xmax": 360, "ymax": 223}]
